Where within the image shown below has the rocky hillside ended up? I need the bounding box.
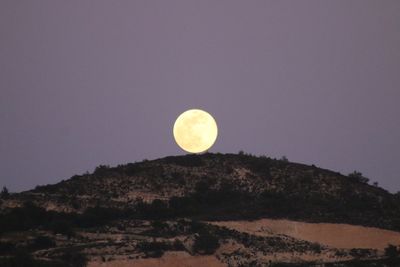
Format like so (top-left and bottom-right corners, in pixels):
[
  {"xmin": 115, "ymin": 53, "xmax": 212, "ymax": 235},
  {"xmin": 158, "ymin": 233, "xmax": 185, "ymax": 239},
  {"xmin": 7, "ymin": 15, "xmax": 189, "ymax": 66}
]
[
  {"xmin": 1, "ymin": 153, "xmax": 400, "ymax": 267},
  {"xmin": 2, "ymin": 153, "xmax": 400, "ymax": 230}
]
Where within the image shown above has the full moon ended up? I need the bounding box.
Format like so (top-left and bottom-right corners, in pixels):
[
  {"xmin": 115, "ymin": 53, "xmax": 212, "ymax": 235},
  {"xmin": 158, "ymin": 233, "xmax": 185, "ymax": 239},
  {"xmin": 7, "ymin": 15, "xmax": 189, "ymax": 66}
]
[{"xmin": 173, "ymin": 109, "xmax": 218, "ymax": 153}]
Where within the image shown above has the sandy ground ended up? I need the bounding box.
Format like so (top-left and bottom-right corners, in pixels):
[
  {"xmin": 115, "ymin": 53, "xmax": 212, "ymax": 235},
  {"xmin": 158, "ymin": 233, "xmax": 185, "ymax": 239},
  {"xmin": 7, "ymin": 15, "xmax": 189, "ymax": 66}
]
[
  {"xmin": 257, "ymin": 251, "xmax": 349, "ymax": 263},
  {"xmin": 88, "ymin": 251, "xmax": 226, "ymax": 267},
  {"xmin": 210, "ymin": 219, "xmax": 400, "ymax": 250}
]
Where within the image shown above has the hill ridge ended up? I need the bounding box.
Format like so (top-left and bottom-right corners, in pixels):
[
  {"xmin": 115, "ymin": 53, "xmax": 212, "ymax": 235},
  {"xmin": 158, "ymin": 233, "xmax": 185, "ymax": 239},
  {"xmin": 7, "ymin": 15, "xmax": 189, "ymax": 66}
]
[{"xmin": 2, "ymin": 153, "xmax": 399, "ymax": 231}]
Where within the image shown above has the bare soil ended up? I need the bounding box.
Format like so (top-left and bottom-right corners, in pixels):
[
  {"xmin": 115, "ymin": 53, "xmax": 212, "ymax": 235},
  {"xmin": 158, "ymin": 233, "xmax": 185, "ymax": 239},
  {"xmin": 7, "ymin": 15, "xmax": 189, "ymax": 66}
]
[
  {"xmin": 88, "ymin": 251, "xmax": 226, "ymax": 267},
  {"xmin": 210, "ymin": 219, "xmax": 400, "ymax": 250}
]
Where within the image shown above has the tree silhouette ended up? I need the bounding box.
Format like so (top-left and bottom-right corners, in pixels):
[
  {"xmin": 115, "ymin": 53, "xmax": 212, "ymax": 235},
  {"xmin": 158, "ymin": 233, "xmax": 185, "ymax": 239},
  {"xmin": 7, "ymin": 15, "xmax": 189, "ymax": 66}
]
[
  {"xmin": 385, "ymin": 244, "xmax": 399, "ymax": 259},
  {"xmin": 0, "ymin": 186, "xmax": 9, "ymax": 199},
  {"xmin": 348, "ymin": 171, "xmax": 369, "ymax": 184}
]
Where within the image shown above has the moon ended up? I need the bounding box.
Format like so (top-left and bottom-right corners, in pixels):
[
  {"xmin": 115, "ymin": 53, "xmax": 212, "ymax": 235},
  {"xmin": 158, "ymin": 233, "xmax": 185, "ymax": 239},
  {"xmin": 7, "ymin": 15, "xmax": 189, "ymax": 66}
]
[{"xmin": 173, "ymin": 109, "xmax": 218, "ymax": 153}]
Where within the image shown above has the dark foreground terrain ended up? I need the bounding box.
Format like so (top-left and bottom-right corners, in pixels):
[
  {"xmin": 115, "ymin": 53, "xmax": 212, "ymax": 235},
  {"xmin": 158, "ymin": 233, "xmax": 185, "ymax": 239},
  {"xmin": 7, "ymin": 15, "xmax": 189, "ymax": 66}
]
[{"xmin": 1, "ymin": 153, "xmax": 400, "ymax": 266}]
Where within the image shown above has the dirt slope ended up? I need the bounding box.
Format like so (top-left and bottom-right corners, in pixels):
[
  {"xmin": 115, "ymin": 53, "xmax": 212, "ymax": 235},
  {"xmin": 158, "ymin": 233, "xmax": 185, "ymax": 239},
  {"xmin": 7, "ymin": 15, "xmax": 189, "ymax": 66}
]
[
  {"xmin": 211, "ymin": 219, "xmax": 400, "ymax": 250},
  {"xmin": 88, "ymin": 251, "xmax": 226, "ymax": 267}
]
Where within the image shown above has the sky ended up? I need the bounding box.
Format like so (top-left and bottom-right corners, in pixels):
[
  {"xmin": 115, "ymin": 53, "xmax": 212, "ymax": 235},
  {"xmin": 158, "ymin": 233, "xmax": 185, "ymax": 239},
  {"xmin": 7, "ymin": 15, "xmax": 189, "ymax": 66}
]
[{"xmin": 1, "ymin": 1, "xmax": 400, "ymax": 193}]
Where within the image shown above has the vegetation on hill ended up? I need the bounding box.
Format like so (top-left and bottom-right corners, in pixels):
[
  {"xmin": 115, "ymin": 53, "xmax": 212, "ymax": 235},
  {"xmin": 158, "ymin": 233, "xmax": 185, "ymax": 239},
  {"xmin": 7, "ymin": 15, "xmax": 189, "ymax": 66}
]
[
  {"xmin": 2, "ymin": 153, "xmax": 400, "ymax": 231},
  {"xmin": 1, "ymin": 153, "xmax": 400, "ymax": 266}
]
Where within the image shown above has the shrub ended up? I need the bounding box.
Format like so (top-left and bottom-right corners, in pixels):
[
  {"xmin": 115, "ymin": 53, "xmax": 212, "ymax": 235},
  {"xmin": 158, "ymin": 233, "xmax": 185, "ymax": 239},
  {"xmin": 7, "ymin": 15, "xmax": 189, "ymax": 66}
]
[
  {"xmin": 151, "ymin": 220, "xmax": 168, "ymax": 232},
  {"xmin": 137, "ymin": 241, "xmax": 167, "ymax": 258},
  {"xmin": 172, "ymin": 239, "xmax": 185, "ymax": 250},
  {"xmin": 0, "ymin": 202, "xmax": 48, "ymax": 233},
  {"xmin": 136, "ymin": 199, "xmax": 170, "ymax": 219},
  {"xmin": 76, "ymin": 206, "xmax": 124, "ymax": 227},
  {"xmin": 50, "ymin": 220, "xmax": 75, "ymax": 238},
  {"xmin": 385, "ymin": 244, "xmax": 399, "ymax": 259},
  {"xmin": 169, "ymin": 196, "xmax": 199, "ymax": 217},
  {"xmin": 348, "ymin": 171, "xmax": 369, "ymax": 184},
  {"xmin": 280, "ymin": 156, "xmax": 289, "ymax": 162},
  {"xmin": 194, "ymin": 180, "xmax": 211, "ymax": 195},
  {"xmin": 93, "ymin": 165, "xmax": 111, "ymax": 177},
  {"xmin": 164, "ymin": 155, "xmax": 204, "ymax": 167},
  {"xmin": 31, "ymin": 236, "xmax": 56, "ymax": 250},
  {"xmin": 193, "ymin": 229, "xmax": 219, "ymax": 255},
  {"xmin": 0, "ymin": 186, "xmax": 9, "ymax": 199}
]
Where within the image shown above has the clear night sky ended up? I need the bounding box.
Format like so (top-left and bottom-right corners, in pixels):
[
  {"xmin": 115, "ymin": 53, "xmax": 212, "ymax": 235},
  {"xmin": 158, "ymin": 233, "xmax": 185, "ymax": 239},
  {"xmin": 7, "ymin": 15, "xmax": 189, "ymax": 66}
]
[{"xmin": 1, "ymin": 1, "xmax": 399, "ymax": 193}]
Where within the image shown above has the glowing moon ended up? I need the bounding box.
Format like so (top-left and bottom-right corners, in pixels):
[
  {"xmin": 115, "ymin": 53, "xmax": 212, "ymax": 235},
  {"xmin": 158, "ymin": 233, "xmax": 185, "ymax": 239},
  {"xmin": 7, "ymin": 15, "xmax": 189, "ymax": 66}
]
[{"xmin": 173, "ymin": 109, "xmax": 218, "ymax": 153}]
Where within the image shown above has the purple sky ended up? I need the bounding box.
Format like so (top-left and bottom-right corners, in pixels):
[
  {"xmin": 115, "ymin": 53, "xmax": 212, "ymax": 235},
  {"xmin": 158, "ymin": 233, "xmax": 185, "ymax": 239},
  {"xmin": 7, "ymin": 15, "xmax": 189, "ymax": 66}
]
[{"xmin": 1, "ymin": 1, "xmax": 400, "ymax": 193}]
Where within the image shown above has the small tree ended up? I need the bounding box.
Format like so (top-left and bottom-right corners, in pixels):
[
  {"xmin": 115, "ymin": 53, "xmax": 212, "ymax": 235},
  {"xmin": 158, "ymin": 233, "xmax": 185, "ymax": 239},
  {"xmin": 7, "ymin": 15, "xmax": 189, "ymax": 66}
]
[
  {"xmin": 151, "ymin": 220, "xmax": 168, "ymax": 233},
  {"xmin": 385, "ymin": 244, "xmax": 399, "ymax": 259},
  {"xmin": 280, "ymin": 156, "xmax": 289, "ymax": 162},
  {"xmin": 348, "ymin": 171, "xmax": 369, "ymax": 184},
  {"xmin": 93, "ymin": 165, "xmax": 111, "ymax": 176},
  {"xmin": 193, "ymin": 230, "xmax": 220, "ymax": 255},
  {"xmin": 50, "ymin": 220, "xmax": 75, "ymax": 238},
  {"xmin": 0, "ymin": 186, "xmax": 9, "ymax": 199},
  {"xmin": 137, "ymin": 240, "xmax": 166, "ymax": 258}
]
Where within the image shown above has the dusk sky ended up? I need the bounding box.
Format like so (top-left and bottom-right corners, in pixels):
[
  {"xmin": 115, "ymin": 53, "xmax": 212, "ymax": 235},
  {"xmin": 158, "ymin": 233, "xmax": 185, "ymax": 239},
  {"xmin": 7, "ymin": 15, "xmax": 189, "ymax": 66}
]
[{"xmin": 1, "ymin": 1, "xmax": 400, "ymax": 193}]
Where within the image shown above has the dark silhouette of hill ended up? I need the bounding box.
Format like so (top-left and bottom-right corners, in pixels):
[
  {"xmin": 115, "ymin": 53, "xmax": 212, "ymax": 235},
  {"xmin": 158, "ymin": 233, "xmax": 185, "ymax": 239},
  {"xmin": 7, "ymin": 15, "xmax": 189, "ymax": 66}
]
[
  {"xmin": 1, "ymin": 153, "xmax": 400, "ymax": 267},
  {"xmin": 2, "ymin": 153, "xmax": 400, "ymax": 231}
]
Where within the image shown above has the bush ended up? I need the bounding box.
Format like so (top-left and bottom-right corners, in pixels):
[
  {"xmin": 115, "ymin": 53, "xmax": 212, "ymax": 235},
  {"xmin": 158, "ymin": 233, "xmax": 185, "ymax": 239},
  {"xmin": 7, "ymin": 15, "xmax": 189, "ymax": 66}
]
[
  {"xmin": 172, "ymin": 239, "xmax": 185, "ymax": 250},
  {"xmin": 136, "ymin": 199, "xmax": 170, "ymax": 219},
  {"xmin": 0, "ymin": 202, "xmax": 129, "ymax": 235},
  {"xmin": 0, "ymin": 202, "xmax": 48, "ymax": 233},
  {"xmin": 93, "ymin": 165, "xmax": 111, "ymax": 177},
  {"xmin": 193, "ymin": 229, "xmax": 219, "ymax": 255},
  {"xmin": 0, "ymin": 186, "xmax": 9, "ymax": 199},
  {"xmin": 163, "ymin": 155, "xmax": 204, "ymax": 167},
  {"xmin": 348, "ymin": 171, "xmax": 369, "ymax": 184},
  {"xmin": 385, "ymin": 244, "xmax": 399, "ymax": 259},
  {"xmin": 280, "ymin": 156, "xmax": 289, "ymax": 162},
  {"xmin": 30, "ymin": 236, "xmax": 55, "ymax": 250},
  {"xmin": 50, "ymin": 220, "xmax": 75, "ymax": 238},
  {"xmin": 137, "ymin": 241, "xmax": 167, "ymax": 258},
  {"xmin": 76, "ymin": 206, "xmax": 125, "ymax": 227},
  {"xmin": 194, "ymin": 180, "xmax": 211, "ymax": 195},
  {"xmin": 151, "ymin": 220, "xmax": 168, "ymax": 232},
  {"xmin": 168, "ymin": 196, "xmax": 190, "ymax": 217}
]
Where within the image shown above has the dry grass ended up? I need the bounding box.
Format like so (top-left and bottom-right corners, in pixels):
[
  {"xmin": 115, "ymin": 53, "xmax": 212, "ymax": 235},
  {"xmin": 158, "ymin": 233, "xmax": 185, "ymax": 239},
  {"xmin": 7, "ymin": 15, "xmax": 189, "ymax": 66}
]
[{"xmin": 210, "ymin": 219, "xmax": 400, "ymax": 250}]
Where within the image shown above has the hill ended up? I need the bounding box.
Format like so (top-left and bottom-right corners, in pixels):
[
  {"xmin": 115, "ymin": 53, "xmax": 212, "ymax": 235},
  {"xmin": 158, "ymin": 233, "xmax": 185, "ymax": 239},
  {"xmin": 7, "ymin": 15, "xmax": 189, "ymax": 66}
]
[
  {"xmin": 1, "ymin": 153, "xmax": 400, "ymax": 266},
  {"xmin": 3, "ymin": 153, "xmax": 400, "ymax": 230}
]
